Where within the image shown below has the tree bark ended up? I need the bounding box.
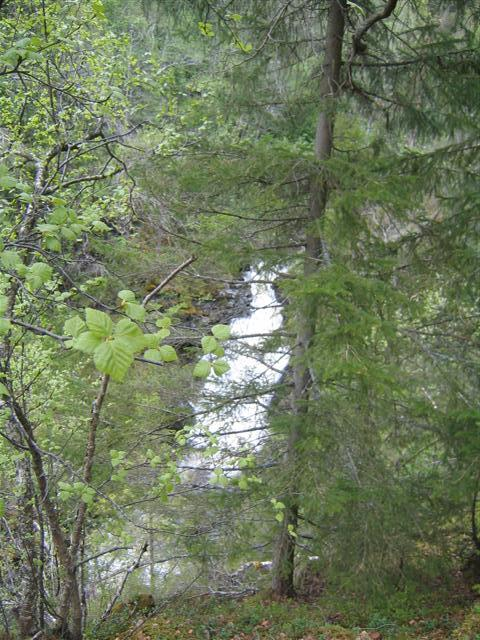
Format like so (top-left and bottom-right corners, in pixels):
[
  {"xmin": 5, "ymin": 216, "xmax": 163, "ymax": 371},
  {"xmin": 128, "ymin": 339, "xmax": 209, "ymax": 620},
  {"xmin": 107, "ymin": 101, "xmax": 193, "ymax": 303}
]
[
  {"xmin": 14, "ymin": 459, "xmax": 40, "ymax": 638},
  {"xmin": 271, "ymin": 0, "xmax": 346, "ymax": 597}
]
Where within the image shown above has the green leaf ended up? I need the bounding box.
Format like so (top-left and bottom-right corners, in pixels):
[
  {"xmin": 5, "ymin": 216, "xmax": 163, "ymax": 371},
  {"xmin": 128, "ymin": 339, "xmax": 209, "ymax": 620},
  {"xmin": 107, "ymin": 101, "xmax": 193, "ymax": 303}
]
[
  {"xmin": 26, "ymin": 262, "xmax": 53, "ymax": 288},
  {"xmin": 0, "ymin": 295, "xmax": 8, "ymax": 315},
  {"xmin": 93, "ymin": 339, "xmax": 133, "ymax": 381},
  {"xmin": 0, "ymin": 175, "xmax": 18, "ymax": 189},
  {"xmin": 91, "ymin": 220, "xmax": 109, "ymax": 233},
  {"xmin": 0, "ymin": 318, "xmax": 12, "ymax": 335},
  {"xmin": 92, "ymin": 0, "xmax": 106, "ymax": 18},
  {"xmin": 125, "ymin": 302, "xmax": 146, "ymax": 322},
  {"xmin": 37, "ymin": 223, "xmax": 59, "ymax": 234},
  {"xmin": 144, "ymin": 348, "xmax": 162, "ymax": 362},
  {"xmin": 193, "ymin": 359, "xmax": 211, "ymax": 378},
  {"xmin": 49, "ymin": 207, "xmax": 68, "ymax": 224},
  {"xmin": 155, "ymin": 316, "xmax": 172, "ymax": 329},
  {"xmin": 63, "ymin": 316, "xmax": 86, "ymax": 338},
  {"xmin": 114, "ymin": 318, "xmax": 145, "ymax": 352},
  {"xmin": 198, "ymin": 21, "xmax": 215, "ymax": 37},
  {"xmin": 118, "ymin": 289, "xmax": 136, "ymax": 303},
  {"xmin": 212, "ymin": 359, "xmax": 230, "ymax": 376},
  {"xmin": 1, "ymin": 250, "xmax": 23, "ymax": 270},
  {"xmin": 61, "ymin": 227, "xmax": 77, "ymax": 241},
  {"xmin": 81, "ymin": 486, "xmax": 95, "ymax": 506},
  {"xmin": 142, "ymin": 333, "xmax": 160, "ymax": 349},
  {"xmin": 158, "ymin": 345, "xmax": 178, "ymax": 362},
  {"xmin": 73, "ymin": 331, "xmax": 103, "ymax": 354},
  {"xmin": 0, "ymin": 382, "xmax": 9, "ymax": 396},
  {"xmin": 201, "ymin": 335, "xmax": 218, "ymax": 354},
  {"xmin": 45, "ymin": 237, "xmax": 62, "ymax": 252},
  {"xmin": 0, "ymin": 498, "xmax": 4, "ymax": 517},
  {"xmin": 156, "ymin": 328, "xmax": 170, "ymax": 341},
  {"xmin": 275, "ymin": 512, "xmax": 284, "ymax": 522},
  {"xmin": 85, "ymin": 308, "xmax": 112, "ymax": 338},
  {"xmin": 211, "ymin": 324, "xmax": 231, "ymax": 340},
  {"xmin": 70, "ymin": 224, "xmax": 85, "ymax": 236}
]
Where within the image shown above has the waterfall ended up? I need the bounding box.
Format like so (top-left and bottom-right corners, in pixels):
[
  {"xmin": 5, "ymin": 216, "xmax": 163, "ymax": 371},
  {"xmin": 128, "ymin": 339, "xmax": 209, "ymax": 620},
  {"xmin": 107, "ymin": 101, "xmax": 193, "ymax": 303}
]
[{"xmin": 189, "ymin": 264, "xmax": 290, "ymax": 461}]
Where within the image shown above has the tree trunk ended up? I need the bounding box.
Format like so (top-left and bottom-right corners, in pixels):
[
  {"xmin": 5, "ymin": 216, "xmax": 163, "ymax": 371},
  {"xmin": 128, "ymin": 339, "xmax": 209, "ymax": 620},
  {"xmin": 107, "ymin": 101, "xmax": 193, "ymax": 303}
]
[
  {"xmin": 14, "ymin": 459, "xmax": 40, "ymax": 638},
  {"xmin": 271, "ymin": 0, "xmax": 346, "ymax": 597}
]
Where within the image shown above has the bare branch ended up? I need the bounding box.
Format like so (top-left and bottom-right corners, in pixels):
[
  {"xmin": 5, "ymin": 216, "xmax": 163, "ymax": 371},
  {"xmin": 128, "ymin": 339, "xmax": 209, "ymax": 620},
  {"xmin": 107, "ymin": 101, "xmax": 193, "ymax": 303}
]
[{"xmin": 142, "ymin": 255, "xmax": 196, "ymax": 306}]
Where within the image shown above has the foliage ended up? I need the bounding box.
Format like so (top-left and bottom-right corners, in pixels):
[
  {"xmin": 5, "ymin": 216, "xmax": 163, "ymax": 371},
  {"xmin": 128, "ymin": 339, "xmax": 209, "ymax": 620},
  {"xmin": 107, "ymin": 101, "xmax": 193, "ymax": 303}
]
[{"xmin": 0, "ymin": 0, "xmax": 479, "ymax": 637}]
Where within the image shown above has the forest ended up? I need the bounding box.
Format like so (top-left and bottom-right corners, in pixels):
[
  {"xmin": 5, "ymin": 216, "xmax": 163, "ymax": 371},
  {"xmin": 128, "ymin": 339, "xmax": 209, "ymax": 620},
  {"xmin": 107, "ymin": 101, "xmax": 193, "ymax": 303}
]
[{"xmin": 0, "ymin": 1, "xmax": 479, "ymax": 639}]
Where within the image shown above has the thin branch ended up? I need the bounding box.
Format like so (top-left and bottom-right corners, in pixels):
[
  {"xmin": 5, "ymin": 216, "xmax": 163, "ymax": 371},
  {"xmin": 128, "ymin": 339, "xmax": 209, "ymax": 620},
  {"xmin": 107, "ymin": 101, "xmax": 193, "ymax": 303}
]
[
  {"xmin": 10, "ymin": 319, "xmax": 67, "ymax": 342},
  {"xmin": 75, "ymin": 546, "xmax": 132, "ymax": 569},
  {"xmin": 44, "ymin": 167, "xmax": 122, "ymax": 194},
  {"xmin": 142, "ymin": 255, "xmax": 196, "ymax": 306},
  {"xmin": 100, "ymin": 542, "xmax": 149, "ymax": 621}
]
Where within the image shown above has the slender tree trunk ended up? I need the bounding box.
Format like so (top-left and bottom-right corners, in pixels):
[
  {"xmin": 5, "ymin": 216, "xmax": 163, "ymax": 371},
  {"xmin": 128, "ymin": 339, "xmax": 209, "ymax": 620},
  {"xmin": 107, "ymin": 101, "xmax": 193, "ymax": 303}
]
[
  {"xmin": 11, "ymin": 400, "xmax": 82, "ymax": 639},
  {"xmin": 271, "ymin": 0, "xmax": 346, "ymax": 597},
  {"xmin": 14, "ymin": 459, "xmax": 39, "ymax": 638}
]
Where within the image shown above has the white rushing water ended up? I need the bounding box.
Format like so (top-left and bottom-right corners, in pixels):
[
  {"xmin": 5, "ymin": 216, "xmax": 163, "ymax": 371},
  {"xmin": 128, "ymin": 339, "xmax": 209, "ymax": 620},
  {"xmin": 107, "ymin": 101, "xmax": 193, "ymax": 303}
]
[{"xmin": 190, "ymin": 264, "xmax": 290, "ymax": 459}]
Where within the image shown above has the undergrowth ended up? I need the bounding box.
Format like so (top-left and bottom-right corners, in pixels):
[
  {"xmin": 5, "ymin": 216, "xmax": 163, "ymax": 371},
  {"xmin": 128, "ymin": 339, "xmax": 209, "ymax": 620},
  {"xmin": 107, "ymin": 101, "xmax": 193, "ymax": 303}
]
[{"xmin": 95, "ymin": 582, "xmax": 480, "ymax": 640}]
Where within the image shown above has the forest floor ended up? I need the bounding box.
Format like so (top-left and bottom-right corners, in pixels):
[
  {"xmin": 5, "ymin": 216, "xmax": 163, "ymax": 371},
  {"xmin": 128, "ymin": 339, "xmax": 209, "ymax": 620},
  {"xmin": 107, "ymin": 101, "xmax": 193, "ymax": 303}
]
[{"xmin": 100, "ymin": 582, "xmax": 480, "ymax": 640}]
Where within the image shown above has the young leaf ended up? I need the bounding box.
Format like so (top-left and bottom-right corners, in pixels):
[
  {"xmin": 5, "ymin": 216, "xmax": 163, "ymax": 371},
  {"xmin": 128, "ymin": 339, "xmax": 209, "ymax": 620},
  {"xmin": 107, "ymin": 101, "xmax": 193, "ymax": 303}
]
[
  {"xmin": 93, "ymin": 339, "xmax": 133, "ymax": 381},
  {"xmin": 73, "ymin": 331, "xmax": 103, "ymax": 354},
  {"xmin": 0, "ymin": 175, "xmax": 18, "ymax": 189},
  {"xmin": 211, "ymin": 324, "xmax": 231, "ymax": 340},
  {"xmin": 91, "ymin": 220, "xmax": 109, "ymax": 233},
  {"xmin": 155, "ymin": 316, "xmax": 172, "ymax": 329},
  {"xmin": 49, "ymin": 207, "xmax": 68, "ymax": 224},
  {"xmin": 143, "ymin": 333, "xmax": 160, "ymax": 349},
  {"xmin": 26, "ymin": 262, "xmax": 53, "ymax": 288},
  {"xmin": 144, "ymin": 349, "xmax": 162, "ymax": 363},
  {"xmin": 0, "ymin": 382, "xmax": 9, "ymax": 396},
  {"xmin": 198, "ymin": 21, "xmax": 215, "ymax": 37},
  {"xmin": 63, "ymin": 316, "xmax": 86, "ymax": 338},
  {"xmin": 201, "ymin": 335, "xmax": 218, "ymax": 354},
  {"xmin": 1, "ymin": 251, "xmax": 23, "ymax": 270},
  {"xmin": 125, "ymin": 302, "xmax": 146, "ymax": 322},
  {"xmin": 114, "ymin": 318, "xmax": 145, "ymax": 352},
  {"xmin": 61, "ymin": 227, "xmax": 77, "ymax": 241},
  {"xmin": 158, "ymin": 345, "xmax": 178, "ymax": 362},
  {"xmin": 45, "ymin": 237, "xmax": 62, "ymax": 252},
  {"xmin": 37, "ymin": 223, "xmax": 59, "ymax": 234},
  {"xmin": 193, "ymin": 359, "xmax": 211, "ymax": 378},
  {"xmin": 212, "ymin": 359, "xmax": 230, "ymax": 376},
  {"xmin": 85, "ymin": 308, "xmax": 112, "ymax": 338},
  {"xmin": 118, "ymin": 289, "xmax": 136, "ymax": 303},
  {"xmin": 0, "ymin": 318, "xmax": 12, "ymax": 335}
]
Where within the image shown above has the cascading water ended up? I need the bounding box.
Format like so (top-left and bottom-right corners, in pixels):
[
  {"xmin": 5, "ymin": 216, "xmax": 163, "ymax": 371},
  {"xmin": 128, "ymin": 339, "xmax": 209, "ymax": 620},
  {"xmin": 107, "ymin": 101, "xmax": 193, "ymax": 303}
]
[{"xmin": 188, "ymin": 264, "xmax": 290, "ymax": 463}]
